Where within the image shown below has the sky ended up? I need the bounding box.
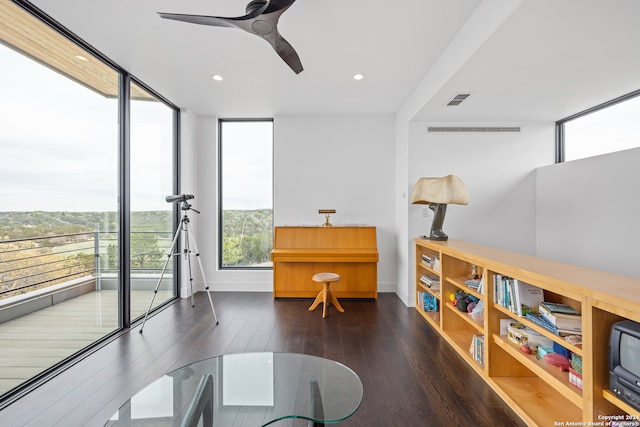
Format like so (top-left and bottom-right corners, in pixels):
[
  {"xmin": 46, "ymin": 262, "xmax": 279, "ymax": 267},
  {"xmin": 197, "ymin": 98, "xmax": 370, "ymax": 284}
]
[
  {"xmin": 220, "ymin": 120, "xmax": 273, "ymax": 210},
  {"xmin": 564, "ymin": 96, "xmax": 640, "ymax": 161},
  {"xmin": 0, "ymin": 44, "xmax": 173, "ymax": 212},
  {"xmin": 0, "ymin": 43, "xmax": 272, "ymax": 213}
]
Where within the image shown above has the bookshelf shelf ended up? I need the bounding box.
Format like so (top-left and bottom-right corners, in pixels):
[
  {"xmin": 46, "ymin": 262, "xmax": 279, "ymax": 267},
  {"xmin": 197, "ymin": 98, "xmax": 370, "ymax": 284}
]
[
  {"xmin": 490, "ymin": 376, "xmax": 582, "ymax": 426},
  {"xmin": 415, "ymin": 245, "xmax": 442, "ymax": 330},
  {"xmin": 492, "ymin": 303, "xmax": 583, "ymax": 356},
  {"xmin": 418, "ymin": 262, "xmax": 439, "ymax": 276},
  {"xmin": 416, "ymin": 306, "xmax": 440, "ymax": 329},
  {"xmin": 414, "ymin": 237, "xmax": 640, "ymax": 426},
  {"xmin": 444, "ymin": 302, "xmax": 484, "ymax": 334},
  {"xmin": 443, "ymin": 329, "xmax": 485, "ymax": 375},
  {"xmin": 602, "ymin": 390, "xmax": 640, "ymax": 417},
  {"xmin": 493, "ymin": 334, "xmax": 583, "ymax": 406},
  {"xmin": 446, "ymin": 276, "xmax": 484, "ymax": 300},
  {"xmin": 416, "ymin": 282, "xmax": 439, "ymax": 297}
]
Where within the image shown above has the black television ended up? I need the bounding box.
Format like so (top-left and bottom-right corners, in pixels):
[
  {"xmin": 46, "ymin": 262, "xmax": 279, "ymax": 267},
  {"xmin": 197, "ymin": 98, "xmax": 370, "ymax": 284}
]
[{"xmin": 609, "ymin": 319, "xmax": 640, "ymax": 411}]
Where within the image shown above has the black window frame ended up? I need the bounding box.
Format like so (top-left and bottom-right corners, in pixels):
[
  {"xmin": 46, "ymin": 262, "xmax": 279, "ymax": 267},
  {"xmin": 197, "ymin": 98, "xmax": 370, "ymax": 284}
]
[
  {"xmin": 555, "ymin": 88, "xmax": 640, "ymax": 163},
  {"xmin": 217, "ymin": 118, "xmax": 274, "ymax": 271}
]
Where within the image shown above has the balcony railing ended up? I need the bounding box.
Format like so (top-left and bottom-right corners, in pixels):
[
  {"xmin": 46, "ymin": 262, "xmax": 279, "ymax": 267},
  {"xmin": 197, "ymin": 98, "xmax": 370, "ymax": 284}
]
[{"xmin": 0, "ymin": 231, "xmax": 173, "ymax": 302}]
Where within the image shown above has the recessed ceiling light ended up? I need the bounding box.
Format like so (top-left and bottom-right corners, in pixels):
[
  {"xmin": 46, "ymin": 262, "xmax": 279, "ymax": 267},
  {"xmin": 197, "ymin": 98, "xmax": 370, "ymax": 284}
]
[
  {"xmin": 212, "ymin": 74, "xmax": 223, "ymax": 81},
  {"xmin": 74, "ymin": 55, "xmax": 88, "ymax": 62},
  {"xmin": 353, "ymin": 73, "xmax": 364, "ymax": 80}
]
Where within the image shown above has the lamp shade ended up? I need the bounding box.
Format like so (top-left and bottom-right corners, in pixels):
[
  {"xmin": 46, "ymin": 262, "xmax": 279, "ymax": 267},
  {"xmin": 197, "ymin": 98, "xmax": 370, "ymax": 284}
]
[{"xmin": 410, "ymin": 175, "xmax": 469, "ymax": 205}]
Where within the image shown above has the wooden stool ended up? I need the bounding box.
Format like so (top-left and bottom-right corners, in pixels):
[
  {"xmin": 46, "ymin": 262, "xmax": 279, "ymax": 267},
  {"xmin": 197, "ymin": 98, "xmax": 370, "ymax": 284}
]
[{"xmin": 309, "ymin": 273, "xmax": 344, "ymax": 318}]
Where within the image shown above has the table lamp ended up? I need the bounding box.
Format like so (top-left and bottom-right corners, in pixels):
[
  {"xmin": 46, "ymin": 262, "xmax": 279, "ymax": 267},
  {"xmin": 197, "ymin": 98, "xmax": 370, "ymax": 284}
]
[
  {"xmin": 410, "ymin": 175, "xmax": 469, "ymax": 241},
  {"xmin": 319, "ymin": 209, "xmax": 336, "ymax": 227}
]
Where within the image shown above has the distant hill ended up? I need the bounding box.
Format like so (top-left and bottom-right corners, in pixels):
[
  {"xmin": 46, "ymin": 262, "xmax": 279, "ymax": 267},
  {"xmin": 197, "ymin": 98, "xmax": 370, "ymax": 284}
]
[
  {"xmin": 0, "ymin": 209, "xmax": 273, "ymax": 267},
  {"xmin": 0, "ymin": 211, "xmax": 171, "ymax": 240}
]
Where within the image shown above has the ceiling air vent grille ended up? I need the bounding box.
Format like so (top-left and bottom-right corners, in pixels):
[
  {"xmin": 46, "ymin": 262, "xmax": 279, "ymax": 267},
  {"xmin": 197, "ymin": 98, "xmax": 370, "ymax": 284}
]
[
  {"xmin": 447, "ymin": 93, "xmax": 471, "ymax": 106},
  {"xmin": 427, "ymin": 126, "xmax": 521, "ymax": 133}
]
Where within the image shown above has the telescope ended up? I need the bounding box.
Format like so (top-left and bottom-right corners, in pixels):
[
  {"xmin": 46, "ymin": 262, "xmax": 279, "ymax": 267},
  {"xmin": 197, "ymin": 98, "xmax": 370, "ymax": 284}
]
[{"xmin": 165, "ymin": 194, "xmax": 194, "ymax": 203}]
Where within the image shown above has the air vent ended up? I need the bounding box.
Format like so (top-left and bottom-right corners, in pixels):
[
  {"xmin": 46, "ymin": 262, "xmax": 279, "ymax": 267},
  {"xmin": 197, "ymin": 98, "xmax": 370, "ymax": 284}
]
[
  {"xmin": 427, "ymin": 126, "xmax": 521, "ymax": 133},
  {"xmin": 447, "ymin": 93, "xmax": 471, "ymax": 106}
]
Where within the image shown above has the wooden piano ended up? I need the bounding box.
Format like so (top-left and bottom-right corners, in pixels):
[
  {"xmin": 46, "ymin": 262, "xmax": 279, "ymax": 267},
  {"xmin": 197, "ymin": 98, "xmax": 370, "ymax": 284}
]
[{"xmin": 270, "ymin": 226, "xmax": 378, "ymax": 299}]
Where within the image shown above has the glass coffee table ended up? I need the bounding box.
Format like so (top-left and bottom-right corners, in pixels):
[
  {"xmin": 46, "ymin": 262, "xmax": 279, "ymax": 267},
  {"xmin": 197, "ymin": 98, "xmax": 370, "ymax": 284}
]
[{"xmin": 106, "ymin": 352, "xmax": 362, "ymax": 426}]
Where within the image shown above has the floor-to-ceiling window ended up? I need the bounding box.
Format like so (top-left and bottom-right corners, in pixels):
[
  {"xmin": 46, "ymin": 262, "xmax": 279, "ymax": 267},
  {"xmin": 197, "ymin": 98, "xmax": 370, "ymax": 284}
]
[
  {"xmin": 0, "ymin": 0, "xmax": 178, "ymax": 403},
  {"xmin": 218, "ymin": 119, "xmax": 273, "ymax": 269},
  {"xmin": 129, "ymin": 82, "xmax": 177, "ymax": 317}
]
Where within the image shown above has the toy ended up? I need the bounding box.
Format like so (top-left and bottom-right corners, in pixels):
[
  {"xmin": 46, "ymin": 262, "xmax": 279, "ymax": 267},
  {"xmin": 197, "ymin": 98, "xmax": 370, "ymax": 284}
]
[
  {"xmin": 544, "ymin": 353, "xmax": 571, "ymax": 371},
  {"xmin": 453, "ymin": 290, "xmax": 479, "ymax": 313}
]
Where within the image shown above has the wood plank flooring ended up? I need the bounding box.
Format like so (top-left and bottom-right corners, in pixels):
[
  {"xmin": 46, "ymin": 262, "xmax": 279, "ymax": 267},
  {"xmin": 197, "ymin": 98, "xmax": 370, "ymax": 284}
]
[
  {"xmin": 0, "ymin": 292, "xmax": 526, "ymax": 427},
  {"xmin": 0, "ymin": 290, "xmax": 173, "ymax": 394}
]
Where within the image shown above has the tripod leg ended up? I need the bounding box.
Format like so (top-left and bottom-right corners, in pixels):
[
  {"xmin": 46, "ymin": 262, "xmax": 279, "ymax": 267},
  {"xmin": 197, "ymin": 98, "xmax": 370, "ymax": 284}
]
[
  {"xmin": 140, "ymin": 220, "xmax": 182, "ymax": 333},
  {"xmin": 186, "ymin": 221, "xmax": 219, "ymax": 325},
  {"xmin": 183, "ymin": 224, "xmax": 196, "ymax": 308}
]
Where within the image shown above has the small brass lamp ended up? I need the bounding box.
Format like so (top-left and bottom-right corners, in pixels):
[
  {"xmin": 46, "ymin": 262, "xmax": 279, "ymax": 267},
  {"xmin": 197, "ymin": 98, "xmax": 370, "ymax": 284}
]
[
  {"xmin": 410, "ymin": 175, "xmax": 469, "ymax": 241},
  {"xmin": 319, "ymin": 209, "xmax": 336, "ymax": 227}
]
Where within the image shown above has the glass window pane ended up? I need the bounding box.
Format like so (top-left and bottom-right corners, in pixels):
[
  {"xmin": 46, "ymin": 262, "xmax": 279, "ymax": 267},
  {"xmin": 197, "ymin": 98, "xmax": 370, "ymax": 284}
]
[
  {"xmin": 0, "ymin": 6, "xmax": 120, "ymax": 396},
  {"xmin": 220, "ymin": 120, "xmax": 273, "ymax": 268},
  {"xmin": 130, "ymin": 82, "xmax": 176, "ymax": 318},
  {"xmin": 564, "ymin": 94, "xmax": 640, "ymax": 161}
]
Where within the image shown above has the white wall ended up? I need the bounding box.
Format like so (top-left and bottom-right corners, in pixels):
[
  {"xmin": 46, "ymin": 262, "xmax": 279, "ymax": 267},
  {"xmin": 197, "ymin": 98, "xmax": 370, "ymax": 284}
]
[
  {"xmin": 178, "ymin": 109, "xmax": 199, "ymax": 298},
  {"xmin": 405, "ymin": 122, "xmax": 555, "ymax": 304},
  {"xmin": 536, "ymin": 147, "xmax": 640, "ymax": 278},
  {"xmin": 185, "ymin": 112, "xmax": 639, "ymax": 303},
  {"xmin": 189, "ymin": 114, "xmax": 397, "ymax": 293},
  {"xmin": 393, "ymin": 118, "xmax": 411, "ymax": 304},
  {"xmin": 274, "ymin": 115, "xmax": 397, "ymax": 292}
]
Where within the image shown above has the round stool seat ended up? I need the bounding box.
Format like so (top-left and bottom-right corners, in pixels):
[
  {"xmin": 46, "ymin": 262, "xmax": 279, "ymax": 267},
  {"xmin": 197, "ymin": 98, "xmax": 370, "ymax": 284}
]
[
  {"xmin": 309, "ymin": 272, "xmax": 344, "ymax": 318},
  {"xmin": 312, "ymin": 272, "xmax": 340, "ymax": 283}
]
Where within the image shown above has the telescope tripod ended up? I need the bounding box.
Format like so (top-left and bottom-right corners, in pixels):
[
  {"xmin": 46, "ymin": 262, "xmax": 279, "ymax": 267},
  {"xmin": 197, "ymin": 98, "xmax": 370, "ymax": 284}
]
[{"xmin": 140, "ymin": 200, "xmax": 218, "ymax": 333}]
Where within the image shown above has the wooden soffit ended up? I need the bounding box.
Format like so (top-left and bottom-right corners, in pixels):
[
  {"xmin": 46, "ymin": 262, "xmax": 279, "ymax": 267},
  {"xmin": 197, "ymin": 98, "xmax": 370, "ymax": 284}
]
[{"xmin": 0, "ymin": 0, "xmax": 152, "ymax": 100}]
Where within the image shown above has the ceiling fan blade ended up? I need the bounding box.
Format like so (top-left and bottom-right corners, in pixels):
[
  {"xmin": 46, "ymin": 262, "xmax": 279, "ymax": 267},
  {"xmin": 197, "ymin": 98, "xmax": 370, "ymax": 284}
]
[
  {"xmin": 263, "ymin": 0, "xmax": 297, "ymax": 14},
  {"xmin": 158, "ymin": 12, "xmax": 238, "ymax": 28},
  {"xmin": 274, "ymin": 33, "xmax": 303, "ymax": 74},
  {"xmin": 158, "ymin": 0, "xmax": 304, "ymax": 74}
]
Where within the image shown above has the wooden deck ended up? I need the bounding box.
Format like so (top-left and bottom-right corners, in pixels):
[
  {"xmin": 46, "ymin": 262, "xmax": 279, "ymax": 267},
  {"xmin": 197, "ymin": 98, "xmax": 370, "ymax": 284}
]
[
  {"xmin": 0, "ymin": 290, "xmax": 173, "ymax": 395},
  {"xmin": 0, "ymin": 292, "xmax": 526, "ymax": 427}
]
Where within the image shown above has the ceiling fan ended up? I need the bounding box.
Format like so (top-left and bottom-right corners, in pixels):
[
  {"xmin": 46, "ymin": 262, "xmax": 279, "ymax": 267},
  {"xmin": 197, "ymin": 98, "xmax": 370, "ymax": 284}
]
[{"xmin": 159, "ymin": 0, "xmax": 303, "ymax": 74}]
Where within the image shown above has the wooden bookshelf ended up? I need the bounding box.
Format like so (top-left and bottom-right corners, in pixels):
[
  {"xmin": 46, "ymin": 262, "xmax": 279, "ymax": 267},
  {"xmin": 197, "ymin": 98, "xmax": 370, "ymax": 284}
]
[{"xmin": 414, "ymin": 238, "xmax": 640, "ymax": 426}]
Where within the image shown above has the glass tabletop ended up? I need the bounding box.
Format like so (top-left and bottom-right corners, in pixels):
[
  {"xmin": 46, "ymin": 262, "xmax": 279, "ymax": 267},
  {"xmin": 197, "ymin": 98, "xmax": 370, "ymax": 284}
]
[{"xmin": 105, "ymin": 352, "xmax": 363, "ymax": 427}]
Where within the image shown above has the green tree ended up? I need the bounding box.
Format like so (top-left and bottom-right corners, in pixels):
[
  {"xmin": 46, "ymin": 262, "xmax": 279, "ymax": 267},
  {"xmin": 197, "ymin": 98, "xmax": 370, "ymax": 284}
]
[
  {"xmin": 223, "ymin": 235, "xmax": 243, "ymax": 265},
  {"xmin": 130, "ymin": 233, "xmax": 164, "ymax": 269}
]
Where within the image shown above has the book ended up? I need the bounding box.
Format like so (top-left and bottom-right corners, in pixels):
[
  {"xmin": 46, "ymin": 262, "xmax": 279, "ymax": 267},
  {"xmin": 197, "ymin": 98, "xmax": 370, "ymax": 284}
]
[
  {"xmin": 539, "ymin": 304, "xmax": 582, "ymax": 330},
  {"xmin": 476, "ymin": 272, "xmax": 485, "ymax": 295},
  {"xmin": 540, "ymin": 301, "xmax": 579, "ymax": 316},
  {"xmin": 419, "ymin": 274, "xmax": 440, "ymax": 289},
  {"xmin": 494, "ymin": 275, "xmax": 542, "ymax": 315},
  {"xmin": 465, "ymin": 279, "xmax": 481, "ymax": 290},
  {"xmin": 421, "ymin": 254, "xmax": 434, "ymax": 267},
  {"xmin": 469, "ymin": 335, "xmax": 485, "ymax": 367},
  {"xmin": 525, "ymin": 312, "xmax": 558, "ymax": 334},
  {"xmin": 513, "ymin": 280, "xmax": 544, "ymax": 316}
]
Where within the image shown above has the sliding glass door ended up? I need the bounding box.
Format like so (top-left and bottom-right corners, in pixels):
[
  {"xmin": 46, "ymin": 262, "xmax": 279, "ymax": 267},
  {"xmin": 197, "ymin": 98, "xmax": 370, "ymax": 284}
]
[
  {"xmin": 0, "ymin": 5, "xmax": 121, "ymax": 395},
  {"xmin": 0, "ymin": 0, "xmax": 178, "ymax": 402}
]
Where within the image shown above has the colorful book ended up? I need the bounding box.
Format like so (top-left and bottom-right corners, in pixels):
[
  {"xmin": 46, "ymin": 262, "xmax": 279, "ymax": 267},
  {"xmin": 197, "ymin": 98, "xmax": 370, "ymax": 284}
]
[
  {"xmin": 525, "ymin": 312, "xmax": 558, "ymax": 334},
  {"xmin": 540, "ymin": 301, "xmax": 579, "ymax": 315},
  {"xmin": 539, "ymin": 304, "xmax": 582, "ymax": 330},
  {"xmin": 513, "ymin": 280, "xmax": 544, "ymax": 316}
]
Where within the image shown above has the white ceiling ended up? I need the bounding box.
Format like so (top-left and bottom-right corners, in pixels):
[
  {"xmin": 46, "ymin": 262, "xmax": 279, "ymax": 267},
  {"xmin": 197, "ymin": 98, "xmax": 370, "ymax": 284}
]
[{"xmin": 27, "ymin": 0, "xmax": 640, "ymax": 122}]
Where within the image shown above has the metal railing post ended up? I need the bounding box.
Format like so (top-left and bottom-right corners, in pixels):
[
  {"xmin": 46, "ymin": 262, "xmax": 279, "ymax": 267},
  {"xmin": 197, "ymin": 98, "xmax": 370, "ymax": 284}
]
[{"xmin": 94, "ymin": 230, "xmax": 101, "ymax": 291}]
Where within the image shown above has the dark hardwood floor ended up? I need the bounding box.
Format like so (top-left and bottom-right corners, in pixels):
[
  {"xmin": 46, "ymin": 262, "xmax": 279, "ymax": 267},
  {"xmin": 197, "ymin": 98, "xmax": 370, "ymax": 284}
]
[{"xmin": 0, "ymin": 292, "xmax": 526, "ymax": 427}]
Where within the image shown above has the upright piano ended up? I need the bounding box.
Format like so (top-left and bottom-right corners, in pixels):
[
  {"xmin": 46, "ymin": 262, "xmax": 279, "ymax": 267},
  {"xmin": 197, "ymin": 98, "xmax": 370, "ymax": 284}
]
[{"xmin": 270, "ymin": 226, "xmax": 378, "ymax": 299}]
